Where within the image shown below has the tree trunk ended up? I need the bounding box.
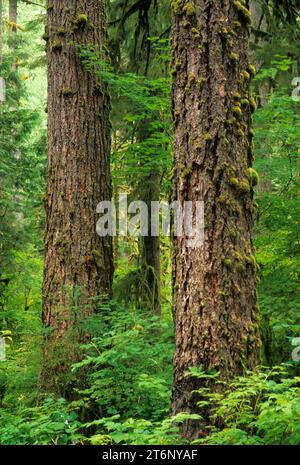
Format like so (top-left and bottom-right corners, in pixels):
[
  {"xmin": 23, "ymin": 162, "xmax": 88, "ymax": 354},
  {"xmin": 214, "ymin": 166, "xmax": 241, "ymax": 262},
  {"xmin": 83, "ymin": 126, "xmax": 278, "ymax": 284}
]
[
  {"xmin": 9, "ymin": 0, "xmax": 17, "ymax": 31},
  {"xmin": 171, "ymin": 0, "xmax": 260, "ymax": 439},
  {"xmin": 139, "ymin": 170, "xmax": 161, "ymax": 317},
  {"xmin": 137, "ymin": 121, "xmax": 161, "ymax": 317},
  {"xmin": 40, "ymin": 0, "xmax": 113, "ymax": 396}
]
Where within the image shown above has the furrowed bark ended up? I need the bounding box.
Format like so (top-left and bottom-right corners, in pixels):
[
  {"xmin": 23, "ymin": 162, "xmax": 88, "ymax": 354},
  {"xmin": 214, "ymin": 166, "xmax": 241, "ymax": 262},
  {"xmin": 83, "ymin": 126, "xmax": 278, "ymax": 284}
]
[
  {"xmin": 171, "ymin": 0, "xmax": 260, "ymax": 439},
  {"xmin": 40, "ymin": 0, "xmax": 113, "ymax": 396}
]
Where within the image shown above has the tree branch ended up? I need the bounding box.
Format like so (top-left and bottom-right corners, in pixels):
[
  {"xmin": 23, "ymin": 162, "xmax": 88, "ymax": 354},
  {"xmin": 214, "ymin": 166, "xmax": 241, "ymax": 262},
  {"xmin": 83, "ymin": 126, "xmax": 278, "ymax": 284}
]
[{"xmin": 20, "ymin": 0, "xmax": 45, "ymax": 9}]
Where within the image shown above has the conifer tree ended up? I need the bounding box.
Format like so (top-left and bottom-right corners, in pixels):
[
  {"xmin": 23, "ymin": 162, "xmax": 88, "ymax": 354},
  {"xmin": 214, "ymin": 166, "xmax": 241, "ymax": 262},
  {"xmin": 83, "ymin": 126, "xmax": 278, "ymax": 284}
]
[
  {"xmin": 41, "ymin": 0, "xmax": 113, "ymax": 395},
  {"xmin": 171, "ymin": 0, "xmax": 260, "ymax": 439}
]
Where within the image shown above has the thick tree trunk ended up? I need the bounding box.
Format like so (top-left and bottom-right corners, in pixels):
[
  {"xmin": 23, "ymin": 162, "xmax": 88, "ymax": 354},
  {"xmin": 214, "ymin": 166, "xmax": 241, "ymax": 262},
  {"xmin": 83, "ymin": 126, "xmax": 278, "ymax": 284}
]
[
  {"xmin": 40, "ymin": 0, "xmax": 113, "ymax": 396},
  {"xmin": 171, "ymin": 0, "xmax": 260, "ymax": 439}
]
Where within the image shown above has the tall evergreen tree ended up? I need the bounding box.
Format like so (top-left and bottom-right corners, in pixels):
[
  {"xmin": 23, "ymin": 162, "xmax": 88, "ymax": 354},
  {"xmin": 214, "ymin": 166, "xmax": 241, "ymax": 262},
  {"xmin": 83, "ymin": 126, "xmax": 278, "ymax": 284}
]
[
  {"xmin": 40, "ymin": 0, "xmax": 113, "ymax": 395},
  {"xmin": 171, "ymin": 0, "xmax": 260, "ymax": 439},
  {"xmin": 108, "ymin": 0, "xmax": 171, "ymax": 316}
]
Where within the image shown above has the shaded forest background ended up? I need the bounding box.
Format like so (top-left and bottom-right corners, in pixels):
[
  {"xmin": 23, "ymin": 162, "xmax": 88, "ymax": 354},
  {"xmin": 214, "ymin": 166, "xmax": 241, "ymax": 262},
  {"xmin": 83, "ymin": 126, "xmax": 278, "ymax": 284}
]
[{"xmin": 0, "ymin": 0, "xmax": 299, "ymax": 444}]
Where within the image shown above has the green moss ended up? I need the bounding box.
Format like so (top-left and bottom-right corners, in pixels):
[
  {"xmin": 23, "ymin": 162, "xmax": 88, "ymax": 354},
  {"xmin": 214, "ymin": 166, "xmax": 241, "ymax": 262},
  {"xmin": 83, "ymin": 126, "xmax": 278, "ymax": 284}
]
[
  {"xmin": 183, "ymin": 167, "xmax": 191, "ymax": 177},
  {"xmin": 61, "ymin": 87, "xmax": 74, "ymax": 96},
  {"xmin": 233, "ymin": 92, "xmax": 241, "ymax": 99},
  {"xmin": 233, "ymin": 0, "xmax": 251, "ymax": 23},
  {"xmin": 248, "ymin": 64, "xmax": 256, "ymax": 77},
  {"xmin": 247, "ymin": 167, "xmax": 259, "ymax": 186},
  {"xmin": 240, "ymin": 98, "xmax": 249, "ymax": 107},
  {"xmin": 240, "ymin": 70, "xmax": 250, "ymax": 80},
  {"xmin": 171, "ymin": 0, "xmax": 183, "ymax": 14},
  {"xmin": 221, "ymin": 162, "xmax": 237, "ymax": 175},
  {"xmin": 57, "ymin": 27, "xmax": 66, "ymax": 36},
  {"xmin": 175, "ymin": 60, "xmax": 182, "ymax": 70},
  {"xmin": 219, "ymin": 290, "xmax": 228, "ymax": 297},
  {"xmin": 233, "ymin": 251, "xmax": 243, "ymax": 262},
  {"xmin": 229, "ymin": 177, "xmax": 239, "ymax": 187},
  {"xmin": 217, "ymin": 194, "xmax": 229, "ymax": 205},
  {"xmin": 203, "ymin": 132, "xmax": 213, "ymax": 141},
  {"xmin": 233, "ymin": 20, "xmax": 242, "ymax": 28},
  {"xmin": 228, "ymin": 228, "xmax": 238, "ymax": 238},
  {"xmin": 183, "ymin": 2, "xmax": 196, "ymax": 16},
  {"xmin": 239, "ymin": 179, "xmax": 251, "ymax": 193},
  {"xmin": 188, "ymin": 72, "xmax": 196, "ymax": 82},
  {"xmin": 222, "ymin": 258, "xmax": 233, "ymax": 267},
  {"xmin": 182, "ymin": 20, "xmax": 191, "ymax": 28},
  {"xmin": 245, "ymin": 254, "xmax": 257, "ymax": 269},
  {"xmin": 76, "ymin": 13, "xmax": 88, "ymax": 24},
  {"xmin": 236, "ymin": 128, "xmax": 244, "ymax": 137},
  {"xmin": 191, "ymin": 27, "xmax": 200, "ymax": 38},
  {"xmin": 229, "ymin": 52, "xmax": 239, "ymax": 62},
  {"xmin": 226, "ymin": 117, "xmax": 236, "ymax": 126},
  {"xmin": 249, "ymin": 96, "xmax": 257, "ymax": 112},
  {"xmin": 232, "ymin": 105, "xmax": 242, "ymax": 117},
  {"xmin": 51, "ymin": 37, "xmax": 62, "ymax": 51}
]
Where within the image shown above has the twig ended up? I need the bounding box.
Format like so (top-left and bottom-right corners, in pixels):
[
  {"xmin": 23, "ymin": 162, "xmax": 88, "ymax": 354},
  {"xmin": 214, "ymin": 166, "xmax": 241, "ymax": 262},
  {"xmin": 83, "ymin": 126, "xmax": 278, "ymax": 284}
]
[{"xmin": 20, "ymin": 0, "xmax": 46, "ymax": 9}]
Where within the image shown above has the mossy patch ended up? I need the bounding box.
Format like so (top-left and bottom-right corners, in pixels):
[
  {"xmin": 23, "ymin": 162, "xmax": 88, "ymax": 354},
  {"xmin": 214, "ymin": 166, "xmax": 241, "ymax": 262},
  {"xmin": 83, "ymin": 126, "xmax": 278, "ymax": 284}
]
[
  {"xmin": 247, "ymin": 167, "xmax": 259, "ymax": 186},
  {"xmin": 233, "ymin": 1, "xmax": 251, "ymax": 23},
  {"xmin": 171, "ymin": 0, "xmax": 184, "ymax": 14},
  {"xmin": 203, "ymin": 132, "xmax": 213, "ymax": 141},
  {"xmin": 238, "ymin": 179, "xmax": 251, "ymax": 193},
  {"xmin": 248, "ymin": 64, "xmax": 256, "ymax": 77},
  {"xmin": 229, "ymin": 52, "xmax": 239, "ymax": 62},
  {"xmin": 232, "ymin": 105, "xmax": 242, "ymax": 117},
  {"xmin": 61, "ymin": 87, "xmax": 75, "ymax": 97},
  {"xmin": 183, "ymin": 2, "xmax": 196, "ymax": 16},
  {"xmin": 240, "ymin": 70, "xmax": 250, "ymax": 81},
  {"xmin": 249, "ymin": 96, "xmax": 257, "ymax": 112},
  {"xmin": 51, "ymin": 37, "xmax": 62, "ymax": 51},
  {"xmin": 229, "ymin": 177, "xmax": 239, "ymax": 187},
  {"xmin": 75, "ymin": 14, "xmax": 88, "ymax": 24}
]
